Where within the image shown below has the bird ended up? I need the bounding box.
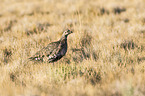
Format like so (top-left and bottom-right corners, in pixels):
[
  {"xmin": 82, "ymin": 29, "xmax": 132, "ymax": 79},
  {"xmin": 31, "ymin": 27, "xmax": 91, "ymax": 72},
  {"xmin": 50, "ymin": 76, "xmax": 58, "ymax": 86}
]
[{"xmin": 28, "ymin": 29, "xmax": 73, "ymax": 63}]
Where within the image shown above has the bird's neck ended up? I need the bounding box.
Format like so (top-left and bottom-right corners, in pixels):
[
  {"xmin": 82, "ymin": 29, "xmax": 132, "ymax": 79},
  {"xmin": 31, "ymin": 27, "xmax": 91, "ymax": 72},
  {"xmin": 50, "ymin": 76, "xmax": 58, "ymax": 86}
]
[
  {"xmin": 60, "ymin": 35, "xmax": 67, "ymax": 42},
  {"xmin": 60, "ymin": 36, "xmax": 67, "ymax": 44}
]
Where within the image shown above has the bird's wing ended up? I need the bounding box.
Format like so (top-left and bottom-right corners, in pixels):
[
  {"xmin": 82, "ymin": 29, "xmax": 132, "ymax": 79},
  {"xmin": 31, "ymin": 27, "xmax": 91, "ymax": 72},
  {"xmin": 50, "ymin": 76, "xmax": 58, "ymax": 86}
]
[
  {"xmin": 47, "ymin": 41, "xmax": 68, "ymax": 63},
  {"xmin": 29, "ymin": 41, "xmax": 60, "ymax": 61},
  {"xmin": 47, "ymin": 44, "xmax": 63, "ymax": 62}
]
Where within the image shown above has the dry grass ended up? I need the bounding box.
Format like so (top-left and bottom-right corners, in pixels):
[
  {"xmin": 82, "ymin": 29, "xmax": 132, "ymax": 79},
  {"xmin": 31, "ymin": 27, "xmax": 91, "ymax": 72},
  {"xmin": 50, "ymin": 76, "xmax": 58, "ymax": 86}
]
[{"xmin": 0, "ymin": 0, "xmax": 145, "ymax": 96}]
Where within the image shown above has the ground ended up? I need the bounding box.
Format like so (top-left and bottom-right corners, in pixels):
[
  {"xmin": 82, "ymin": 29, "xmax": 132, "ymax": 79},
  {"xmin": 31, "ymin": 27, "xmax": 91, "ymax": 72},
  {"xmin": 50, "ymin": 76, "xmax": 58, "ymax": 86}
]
[{"xmin": 0, "ymin": 0, "xmax": 145, "ymax": 96}]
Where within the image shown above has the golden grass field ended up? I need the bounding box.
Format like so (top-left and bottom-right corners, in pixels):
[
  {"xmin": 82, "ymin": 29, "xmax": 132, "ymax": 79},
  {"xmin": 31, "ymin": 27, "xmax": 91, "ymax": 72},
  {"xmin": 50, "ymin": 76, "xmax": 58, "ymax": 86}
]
[{"xmin": 0, "ymin": 0, "xmax": 145, "ymax": 96}]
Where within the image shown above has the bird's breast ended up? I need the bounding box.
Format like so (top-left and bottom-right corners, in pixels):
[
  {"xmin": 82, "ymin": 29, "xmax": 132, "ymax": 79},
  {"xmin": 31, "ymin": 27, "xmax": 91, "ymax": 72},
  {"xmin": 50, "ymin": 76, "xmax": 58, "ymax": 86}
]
[{"xmin": 60, "ymin": 45, "xmax": 67, "ymax": 56}]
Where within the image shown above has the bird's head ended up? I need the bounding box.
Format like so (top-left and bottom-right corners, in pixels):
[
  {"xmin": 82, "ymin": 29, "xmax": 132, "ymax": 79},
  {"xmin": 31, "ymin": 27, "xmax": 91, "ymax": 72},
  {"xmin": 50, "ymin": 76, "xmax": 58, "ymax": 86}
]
[
  {"xmin": 62, "ymin": 29, "xmax": 73, "ymax": 36},
  {"xmin": 60, "ymin": 29, "xmax": 73, "ymax": 40}
]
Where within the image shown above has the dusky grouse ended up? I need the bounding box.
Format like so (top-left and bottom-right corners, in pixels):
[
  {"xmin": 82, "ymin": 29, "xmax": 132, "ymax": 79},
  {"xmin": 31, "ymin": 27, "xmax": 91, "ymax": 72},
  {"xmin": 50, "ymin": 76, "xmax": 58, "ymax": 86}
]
[{"xmin": 29, "ymin": 29, "xmax": 73, "ymax": 63}]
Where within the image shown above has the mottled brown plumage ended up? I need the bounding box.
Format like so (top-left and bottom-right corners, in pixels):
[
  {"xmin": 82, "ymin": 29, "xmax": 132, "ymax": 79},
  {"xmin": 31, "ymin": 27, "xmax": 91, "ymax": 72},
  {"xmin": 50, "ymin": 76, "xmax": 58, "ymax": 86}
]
[{"xmin": 29, "ymin": 29, "xmax": 72, "ymax": 63}]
